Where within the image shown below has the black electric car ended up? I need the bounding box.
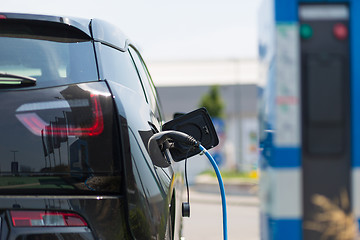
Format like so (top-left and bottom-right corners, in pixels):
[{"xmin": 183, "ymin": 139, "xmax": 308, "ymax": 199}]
[{"xmin": 0, "ymin": 12, "xmax": 191, "ymax": 240}]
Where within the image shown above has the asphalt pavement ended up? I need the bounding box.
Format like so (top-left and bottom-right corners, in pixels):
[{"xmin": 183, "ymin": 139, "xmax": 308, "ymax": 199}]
[{"xmin": 181, "ymin": 175, "xmax": 260, "ymax": 239}]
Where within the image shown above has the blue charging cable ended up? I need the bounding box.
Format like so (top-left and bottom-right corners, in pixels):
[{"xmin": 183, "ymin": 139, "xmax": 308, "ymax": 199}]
[
  {"xmin": 199, "ymin": 144, "xmax": 228, "ymax": 240},
  {"xmin": 147, "ymin": 131, "xmax": 228, "ymax": 239}
]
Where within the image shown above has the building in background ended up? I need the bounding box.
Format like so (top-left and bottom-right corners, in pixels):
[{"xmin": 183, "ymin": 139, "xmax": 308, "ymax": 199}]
[{"xmin": 149, "ymin": 59, "xmax": 259, "ymax": 173}]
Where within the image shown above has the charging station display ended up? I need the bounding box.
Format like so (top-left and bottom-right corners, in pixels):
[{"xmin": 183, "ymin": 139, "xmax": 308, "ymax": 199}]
[{"xmin": 300, "ymin": 5, "xmax": 351, "ymax": 240}]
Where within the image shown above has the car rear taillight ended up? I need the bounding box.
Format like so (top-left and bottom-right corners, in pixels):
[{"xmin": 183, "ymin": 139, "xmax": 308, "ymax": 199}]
[
  {"xmin": 10, "ymin": 210, "xmax": 88, "ymax": 227},
  {"xmin": 16, "ymin": 93, "xmax": 104, "ymax": 137},
  {"xmin": 45, "ymin": 94, "xmax": 104, "ymax": 136}
]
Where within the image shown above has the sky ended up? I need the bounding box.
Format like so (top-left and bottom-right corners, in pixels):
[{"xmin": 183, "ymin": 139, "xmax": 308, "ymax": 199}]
[{"xmin": 1, "ymin": 0, "xmax": 262, "ymax": 61}]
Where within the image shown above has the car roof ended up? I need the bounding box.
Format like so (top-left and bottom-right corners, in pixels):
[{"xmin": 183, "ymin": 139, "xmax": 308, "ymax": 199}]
[
  {"xmin": 0, "ymin": 12, "xmax": 129, "ymax": 50},
  {"xmin": 91, "ymin": 18, "xmax": 129, "ymax": 51}
]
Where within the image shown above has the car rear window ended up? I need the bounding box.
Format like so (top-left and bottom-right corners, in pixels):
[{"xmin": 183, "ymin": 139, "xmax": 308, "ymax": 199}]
[{"xmin": 0, "ymin": 20, "xmax": 98, "ymax": 88}]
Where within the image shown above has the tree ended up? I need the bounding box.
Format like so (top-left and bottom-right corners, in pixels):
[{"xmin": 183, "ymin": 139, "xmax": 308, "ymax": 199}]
[{"xmin": 199, "ymin": 85, "xmax": 225, "ymax": 118}]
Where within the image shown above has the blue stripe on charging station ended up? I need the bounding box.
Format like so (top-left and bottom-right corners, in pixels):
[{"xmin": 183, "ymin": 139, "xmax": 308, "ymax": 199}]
[
  {"xmin": 350, "ymin": 0, "xmax": 360, "ymax": 234},
  {"xmin": 276, "ymin": 0, "xmax": 352, "ymax": 23},
  {"xmin": 299, "ymin": 0, "xmax": 349, "ymax": 2},
  {"xmin": 269, "ymin": 219, "xmax": 302, "ymax": 240},
  {"xmin": 351, "ymin": 0, "xmax": 360, "ymax": 167},
  {"xmin": 269, "ymin": 147, "xmax": 301, "ymax": 168},
  {"xmin": 275, "ymin": 0, "xmax": 298, "ymax": 22},
  {"xmin": 263, "ymin": 213, "xmax": 302, "ymax": 240},
  {"xmin": 269, "ymin": 2, "xmax": 302, "ymax": 239}
]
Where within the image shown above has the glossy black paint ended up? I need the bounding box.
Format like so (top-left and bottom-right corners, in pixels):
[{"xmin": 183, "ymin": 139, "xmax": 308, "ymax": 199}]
[
  {"xmin": 0, "ymin": 196, "xmax": 130, "ymax": 239},
  {"xmin": 0, "ymin": 82, "xmax": 121, "ymax": 193},
  {"xmin": 0, "ymin": 82, "xmax": 128, "ymax": 238},
  {"xmin": 0, "ymin": 12, "xmax": 181, "ymax": 240},
  {"xmin": 0, "ymin": 18, "xmax": 98, "ymax": 89},
  {"xmin": 91, "ymin": 19, "xmax": 128, "ymax": 51},
  {"xmin": 0, "ymin": 12, "xmax": 92, "ymax": 36},
  {"xmin": 103, "ymin": 63, "xmax": 174, "ymax": 239}
]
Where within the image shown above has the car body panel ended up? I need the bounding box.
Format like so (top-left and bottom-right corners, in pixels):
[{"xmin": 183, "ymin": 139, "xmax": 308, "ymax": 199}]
[
  {"xmin": 0, "ymin": 12, "xmax": 182, "ymax": 240},
  {"xmin": 0, "ymin": 196, "xmax": 130, "ymax": 239},
  {"xmin": 105, "ymin": 69, "xmax": 174, "ymax": 239},
  {"xmin": 0, "ymin": 12, "xmax": 92, "ymax": 37},
  {"xmin": 91, "ymin": 19, "xmax": 128, "ymax": 51}
]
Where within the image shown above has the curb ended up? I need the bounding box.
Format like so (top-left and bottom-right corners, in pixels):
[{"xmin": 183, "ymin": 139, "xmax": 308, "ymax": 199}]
[
  {"xmin": 194, "ymin": 175, "xmax": 258, "ymax": 195},
  {"xmin": 188, "ymin": 175, "xmax": 260, "ymax": 206},
  {"xmin": 189, "ymin": 191, "xmax": 259, "ymax": 206}
]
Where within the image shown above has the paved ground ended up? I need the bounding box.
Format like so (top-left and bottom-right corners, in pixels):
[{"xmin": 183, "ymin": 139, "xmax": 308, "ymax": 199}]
[{"xmin": 181, "ymin": 178, "xmax": 260, "ymax": 240}]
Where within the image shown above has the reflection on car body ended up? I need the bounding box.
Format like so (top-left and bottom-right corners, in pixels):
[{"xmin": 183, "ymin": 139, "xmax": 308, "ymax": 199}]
[{"xmin": 0, "ymin": 12, "xmax": 184, "ymax": 239}]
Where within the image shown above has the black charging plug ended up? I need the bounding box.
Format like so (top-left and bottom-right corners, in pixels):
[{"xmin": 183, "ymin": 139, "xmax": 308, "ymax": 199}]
[{"xmin": 182, "ymin": 202, "xmax": 190, "ymax": 217}]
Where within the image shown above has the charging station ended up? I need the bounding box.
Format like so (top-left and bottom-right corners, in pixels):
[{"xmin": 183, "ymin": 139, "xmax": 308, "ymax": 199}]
[{"xmin": 259, "ymin": 1, "xmax": 360, "ymax": 239}]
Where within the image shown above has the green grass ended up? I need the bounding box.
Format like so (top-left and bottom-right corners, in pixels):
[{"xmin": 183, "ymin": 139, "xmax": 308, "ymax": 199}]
[{"xmin": 199, "ymin": 170, "xmax": 258, "ymax": 183}]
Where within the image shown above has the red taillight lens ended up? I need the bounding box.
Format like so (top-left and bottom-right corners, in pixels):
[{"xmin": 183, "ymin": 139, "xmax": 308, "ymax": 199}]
[
  {"xmin": 45, "ymin": 94, "xmax": 104, "ymax": 136},
  {"xmin": 16, "ymin": 94, "xmax": 104, "ymax": 137},
  {"xmin": 10, "ymin": 211, "xmax": 88, "ymax": 227},
  {"xmin": 0, "ymin": 15, "xmax": 7, "ymax": 19}
]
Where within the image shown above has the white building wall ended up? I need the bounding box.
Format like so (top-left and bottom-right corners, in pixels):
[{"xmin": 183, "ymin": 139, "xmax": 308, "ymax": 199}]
[
  {"xmin": 150, "ymin": 59, "xmax": 259, "ymax": 172},
  {"xmin": 148, "ymin": 59, "xmax": 259, "ymax": 87}
]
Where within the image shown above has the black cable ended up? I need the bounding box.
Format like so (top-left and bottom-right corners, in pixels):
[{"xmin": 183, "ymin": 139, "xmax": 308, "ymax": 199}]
[
  {"xmin": 185, "ymin": 158, "xmax": 189, "ymax": 203},
  {"xmin": 184, "ymin": 147, "xmax": 192, "ymax": 204}
]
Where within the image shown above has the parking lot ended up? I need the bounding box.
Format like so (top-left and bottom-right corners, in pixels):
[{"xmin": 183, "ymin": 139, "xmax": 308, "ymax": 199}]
[{"xmin": 182, "ymin": 181, "xmax": 259, "ymax": 239}]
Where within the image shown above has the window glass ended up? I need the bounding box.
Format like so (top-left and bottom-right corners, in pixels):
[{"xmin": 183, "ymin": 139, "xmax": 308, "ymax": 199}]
[
  {"xmin": 0, "ymin": 37, "xmax": 98, "ymax": 88},
  {"xmin": 100, "ymin": 45, "xmax": 146, "ymax": 100},
  {"xmin": 129, "ymin": 47, "xmax": 163, "ymax": 123},
  {"xmin": 0, "ymin": 20, "xmax": 98, "ymax": 89},
  {"xmin": 129, "ymin": 48, "xmax": 156, "ymax": 109}
]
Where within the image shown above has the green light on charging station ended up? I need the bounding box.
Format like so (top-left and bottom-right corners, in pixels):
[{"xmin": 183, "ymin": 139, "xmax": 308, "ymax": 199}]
[{"xmin": 300, "ymin": 24, "xmax": 313, "ymax": 39}]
